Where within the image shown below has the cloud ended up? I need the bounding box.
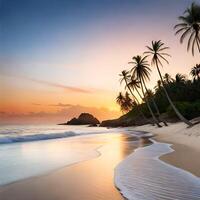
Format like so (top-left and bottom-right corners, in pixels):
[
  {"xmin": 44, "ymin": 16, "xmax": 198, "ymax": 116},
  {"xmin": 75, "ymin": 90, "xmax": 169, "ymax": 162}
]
[
  {"xmin": 0, "ymin": 105, "xmax": 121, "ymax": 124},
  {"xmin": 27, "ymin": 78, "xmax": 91, "ymax": 93},
  {"xmin": 48, "ymin": 103, "xmax": 73, "ymax": 107},
  {"xmin": 3, "ymin": 73, "xmax": 91, "ymax": 93}
]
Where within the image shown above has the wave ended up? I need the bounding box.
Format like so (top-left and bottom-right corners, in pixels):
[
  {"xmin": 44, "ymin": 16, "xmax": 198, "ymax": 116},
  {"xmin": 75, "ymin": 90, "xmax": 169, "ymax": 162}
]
[
  {"xmin": 0, "ymin": 131, "xmax": 79, "ymax": 144},
  {"xmin": 0, "ymin": 127, "xmax": 124, "ymax": 144},
  {"xmin": 115, "ymin": 140, "xmax": 200, "ymax": 200}
]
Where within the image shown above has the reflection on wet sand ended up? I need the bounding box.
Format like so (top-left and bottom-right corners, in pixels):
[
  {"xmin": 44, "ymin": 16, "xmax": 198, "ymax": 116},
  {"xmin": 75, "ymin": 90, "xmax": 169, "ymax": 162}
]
[{"xmin": 0, "ymin": 133, "xmax": 150, "ymax": 200}]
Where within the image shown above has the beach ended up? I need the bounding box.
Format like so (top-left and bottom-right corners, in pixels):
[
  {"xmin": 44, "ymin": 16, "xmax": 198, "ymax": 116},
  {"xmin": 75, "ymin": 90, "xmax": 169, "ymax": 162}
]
[
  {"xmin": 1, "ymin": 0, "xmax": 200, "ymax": 199},
  {"xmin": 0, "ymin": 131, "xmax": 147, "ymax": 200},
  {"xmin": 0, "ymin": 123, "xmax": 199, "ymax": 200},
  {"xmin": 130, "ymin": 122, "xmax": 200, "ymax": 177}
]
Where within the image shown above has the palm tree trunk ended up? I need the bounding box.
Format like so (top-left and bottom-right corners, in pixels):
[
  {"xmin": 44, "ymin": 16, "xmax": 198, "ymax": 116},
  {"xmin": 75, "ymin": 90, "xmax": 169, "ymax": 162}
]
[
  {"xmin": 125, "ymin": 79, "xmax": 140, "ymax": 105},
  {"xmin": 135, "ymin": 87, "xmax": 143, "ymax": 101},
  {"xmin": 155, "ymin": 60, "xmax": 193, "ymax": 126},
  {"xmin": 140, "ymin": 77, "xmax": 162, "ymax": 127},
  {"xmin": 143, "ymin": 82, "xmax": 168, "ymax": 126},
  {"xmin": 132, "ymin": 86, "xmax": 154, "ymax": 124}
]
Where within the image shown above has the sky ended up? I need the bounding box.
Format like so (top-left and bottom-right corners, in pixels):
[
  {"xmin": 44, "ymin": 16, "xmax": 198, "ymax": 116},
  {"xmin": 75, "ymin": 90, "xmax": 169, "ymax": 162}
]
[{"xmin": 0, "ymin": 0, "xmax": 199, "ymax": 124}]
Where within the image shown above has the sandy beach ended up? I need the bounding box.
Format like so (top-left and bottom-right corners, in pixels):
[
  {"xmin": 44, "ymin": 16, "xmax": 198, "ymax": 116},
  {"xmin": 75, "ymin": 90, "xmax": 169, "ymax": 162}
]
[
  {"xmin": 0, "ymin": 122, "xmax": 199, "ymax": 200},
  {"xmin": 130, "ymin": 122, "xmax": 200, "ymax": 177},
  {"xmin": 0, "ymin": 133, "xmax": 147, "ymax": 200}
]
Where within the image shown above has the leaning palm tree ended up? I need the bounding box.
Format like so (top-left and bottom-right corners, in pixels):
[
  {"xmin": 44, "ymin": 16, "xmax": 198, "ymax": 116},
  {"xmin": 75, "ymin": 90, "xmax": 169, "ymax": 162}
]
[
  {"xmin": 145, "ymin": 40, "xmax": 193, "ymax": 126},
  {"xmin": 129, "ymin": 55, "xmax": 162, "ymax": 127},
  {"xmin": 119, "ymin": 70, "xmax": 139, "ymax": 105},
  {"xmin": 119, "ymin": 70, "xmax": 148, "ymax": 120},
  {"xmin": 174, "ymin": 2, "xmax": 200, "ymax": 55},
  {"xmin": 141, "ymin": 76, "xmax": 168, "ymax": 126},
  {"xmin": 128, "ymin": 76, "xmax": 143, "ymax": 101},
  {"xmin": 116, "ymin": 92, "xmax": 133, "ymax": 113},
  {"xmin": 128, "ymin": 67, "xmax": 167, "ymax": 126},
  {"xmin": 190, "ymin": 64, "xmax": 200, "ymax": 80}
]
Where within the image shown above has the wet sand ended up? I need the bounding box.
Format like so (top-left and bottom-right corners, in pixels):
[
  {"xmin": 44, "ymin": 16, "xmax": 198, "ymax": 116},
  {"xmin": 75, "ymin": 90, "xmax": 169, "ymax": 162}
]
[
  {"xmin": 154, "ymin": 128, "xmax": 200, "ymax": 177},
  {"xmin": 139, "ymin": 125, "xmax": 200, "ymax": 179},
  {"xmin": 160, "ymin": 142, "xmax": 200, "ymax": 177},
  {"xmin": 129, "ymin": 123, "xmax": 200, "ymax": 178},
  {"xmin": 0, "ymin": 133, "xmax": 147, "ymax": 200}
]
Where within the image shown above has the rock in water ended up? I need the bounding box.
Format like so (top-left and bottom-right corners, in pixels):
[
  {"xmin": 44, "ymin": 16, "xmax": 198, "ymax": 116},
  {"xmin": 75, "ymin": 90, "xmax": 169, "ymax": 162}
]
[{"xmin": 59, "ymin": 113, "xmax": 100, "ymax": 125}]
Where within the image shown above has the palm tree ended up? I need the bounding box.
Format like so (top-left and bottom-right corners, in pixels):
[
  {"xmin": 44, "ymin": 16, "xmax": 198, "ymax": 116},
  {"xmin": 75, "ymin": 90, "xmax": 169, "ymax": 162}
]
[
  {"xmin": 163, "ymin": 73, "xmax": 174, "ymax": 84},
  {"xmin": 174, "ymin": 2, "xmax": 200, "ymax": 55},
  {"xmin": 190, "ymin": 64, "xmax": 200, "ymax": 80},
  {"xmin": 123, "ymin": 92, "xmax": 134, "ymax": 112},
  {"xmin": 129, "ymin": 55, "xmax": 162, "ymax": 127},
  {"xmin": 175, "ymin": 73, "xmax": 187, "ymax": 84},
  {"xmin": 142, "ymin": 78, "xmax": 168, "ymax": 126},
  {"xmin": 127, "ymin": 76, "xmax": 153, "ymax": 124},
  {"xmin": 128, "ymin": 66, "xmax": 167, "ymax": 126},
  {"xmin": 116, "ymin": 92, "xmax": 124, "ymax": 106},
  {"xmin": 154, "ymin": 80, "xmax": 162, "ymax": 92},
  {"xmin": 128, "ymin": 76, "xmax": 143, "ymax": 101},
  {"xmin": 124, "ymin": 92, "xmax": 134, "ymax": 106},
  {"xmin": 119, "ymin": 70, "xmax": 138, "ymax": 104},
  {"xmin": 143, "ymin": 89, "xmax": 154, "ymax": 100},
  {"xmin": 116, "ymin": 92, "xmax": 133, "ymax": 113},
  {"xmin": 145, "ymin": 40, "xmax": 193, "ymax": 126},
  {"xmin": 119, "ymin": 70, "xmax": 148, "ymax": 120}
]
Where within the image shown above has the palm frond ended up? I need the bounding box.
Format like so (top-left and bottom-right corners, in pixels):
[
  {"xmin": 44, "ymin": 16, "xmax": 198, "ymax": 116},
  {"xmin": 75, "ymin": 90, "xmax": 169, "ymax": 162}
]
[
  {"xmin": 180, "ymin": 28, "xmax": 192, "ymax": 43},
  {"xmin": 174, "ymin": 23, "xmax": 188, "ymax": 29},
  {"xmin": 175, "ymin": 2, "xmax": 200, "ymax": 55}
]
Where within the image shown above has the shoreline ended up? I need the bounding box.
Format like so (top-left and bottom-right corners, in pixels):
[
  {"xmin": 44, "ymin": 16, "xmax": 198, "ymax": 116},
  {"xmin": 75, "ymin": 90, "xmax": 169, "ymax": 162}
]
[
  {"xmin": 115, "ymin": 138, "xmax": 200, "ymax": 200},
  {"xmin": 129, "ymin": 122, "xmax": 200, "ymax": 177},
  {"xmin": 160, "ymin": 142, "xmax": 200, "ymax": 177},
  {"xmin": 0, "ymin": 133, "xmax": 144, "ymax": 200},
  {"xmin": 0, "ymin": 123, "xmax": 199, "ymax": 199}
]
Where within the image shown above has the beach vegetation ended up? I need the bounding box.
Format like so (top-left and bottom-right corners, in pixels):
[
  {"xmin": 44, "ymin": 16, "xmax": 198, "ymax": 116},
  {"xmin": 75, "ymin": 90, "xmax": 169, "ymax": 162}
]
[{"xmin": 116, "ymin": 2, "xmax": 200, "ymax": 127}]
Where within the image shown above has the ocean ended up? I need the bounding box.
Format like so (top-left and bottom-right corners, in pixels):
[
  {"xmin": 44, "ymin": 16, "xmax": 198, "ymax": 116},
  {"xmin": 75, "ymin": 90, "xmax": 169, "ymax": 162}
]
[
  {"xmin": 0, "ymin": 124, "xmax": 119, "ymax": 185},
  {"xmin": 0, "ymin": 124, "xmax": 200, "ymax": 200}
]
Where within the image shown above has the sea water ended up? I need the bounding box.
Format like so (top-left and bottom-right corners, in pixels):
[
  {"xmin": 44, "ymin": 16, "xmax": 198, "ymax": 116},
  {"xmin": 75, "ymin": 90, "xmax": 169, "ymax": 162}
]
[
  {"xmin": 0, "ymin": 125, "xmax": 120, "ymax": 185},
  {"xmin": 1, "ymin": 124, "xmax": 200, "ymax": 200},
  {"xmin": 0, "ymin": 124, "xmax": 113, "ymax": 144}
]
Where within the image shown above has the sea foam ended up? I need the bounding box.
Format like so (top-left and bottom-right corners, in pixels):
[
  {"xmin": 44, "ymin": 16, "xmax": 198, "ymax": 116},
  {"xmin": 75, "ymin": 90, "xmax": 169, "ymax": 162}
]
[
  {"xmin": 115, "ymin": 140, "xmax": 200, "ymax": 200},
  {"xmin": 0, "ymin": 131, "xmax": 77, "ymax": 144},
  {"xmin": 0, "ymin": 126, "xmax": 121, "ymax": 144}
]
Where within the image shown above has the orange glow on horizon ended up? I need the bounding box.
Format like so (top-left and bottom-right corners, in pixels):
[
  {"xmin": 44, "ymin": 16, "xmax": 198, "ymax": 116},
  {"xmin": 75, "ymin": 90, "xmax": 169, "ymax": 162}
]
[{"xmin": 1, "ymin": 1, "xmax": 200, "ymax": 124}]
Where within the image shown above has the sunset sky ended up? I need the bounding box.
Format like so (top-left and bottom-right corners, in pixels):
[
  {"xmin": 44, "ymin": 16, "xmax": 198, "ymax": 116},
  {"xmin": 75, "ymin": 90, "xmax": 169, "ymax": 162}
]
[{"xmin": 0, "ymin": 0, "xmax": 199, "ymax": 124}]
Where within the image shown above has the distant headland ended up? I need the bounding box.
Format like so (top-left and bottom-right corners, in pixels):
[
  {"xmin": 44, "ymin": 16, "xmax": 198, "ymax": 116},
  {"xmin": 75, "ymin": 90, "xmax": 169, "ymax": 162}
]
[{"xmin": 58, "ymin": 113, "xmax": 100, "ymax": 126}]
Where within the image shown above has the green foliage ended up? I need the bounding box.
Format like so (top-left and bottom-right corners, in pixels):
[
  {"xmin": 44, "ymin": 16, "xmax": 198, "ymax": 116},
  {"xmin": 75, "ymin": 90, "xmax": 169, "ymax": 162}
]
[
  {"xmin": 123, "ymin": 76, "xmax": 200, "ymax": 120},
  {"xmin": 167, "ymin": 101, "xmax": 200, "ymax": 120},
  {"xmin": 125, "ymin": 102, "xmax": 156, "ymax": 118}
]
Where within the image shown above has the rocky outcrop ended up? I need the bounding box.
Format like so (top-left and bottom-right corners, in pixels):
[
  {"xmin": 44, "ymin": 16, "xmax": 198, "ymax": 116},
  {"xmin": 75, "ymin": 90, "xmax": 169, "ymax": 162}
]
[{"xmin": 59, "ymin": 113, "xmax": 100, "ymax": 125}]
